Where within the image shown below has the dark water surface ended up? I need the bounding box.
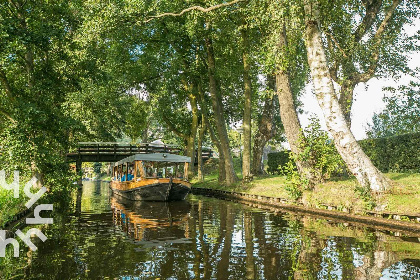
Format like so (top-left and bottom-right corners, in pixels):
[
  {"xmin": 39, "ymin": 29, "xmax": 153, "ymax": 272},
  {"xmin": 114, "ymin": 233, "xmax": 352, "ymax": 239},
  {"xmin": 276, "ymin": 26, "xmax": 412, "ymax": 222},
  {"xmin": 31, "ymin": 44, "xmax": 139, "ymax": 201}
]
[{"xmin": 1, "ymin": 181, "xmax": 420, "ymax": 279}]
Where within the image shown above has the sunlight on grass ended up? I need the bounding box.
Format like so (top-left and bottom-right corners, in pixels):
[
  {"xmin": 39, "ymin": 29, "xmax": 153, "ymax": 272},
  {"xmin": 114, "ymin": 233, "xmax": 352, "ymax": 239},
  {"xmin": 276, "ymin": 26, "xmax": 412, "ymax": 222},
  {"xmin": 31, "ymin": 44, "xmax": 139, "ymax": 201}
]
[{"xmin": 193, "ymin": 170, "xmax": 420, "ymax": 215}]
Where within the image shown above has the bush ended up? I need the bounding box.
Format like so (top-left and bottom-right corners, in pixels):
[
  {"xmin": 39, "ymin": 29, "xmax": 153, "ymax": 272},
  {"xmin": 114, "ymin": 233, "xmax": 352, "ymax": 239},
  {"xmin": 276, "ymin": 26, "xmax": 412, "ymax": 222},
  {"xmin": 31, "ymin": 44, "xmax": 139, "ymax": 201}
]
[
  {"xmin": 267, "ymin": 151, "xmax": 290, "ymax": 174},
  {"xmin": 268, "ymin": 118, "xmax": 345, "ymax": 182},
  {"xmin": 359, "ymin": 132, "xmax": 420, "ymax": 173},
  {"xmin": 295, "ymin": 119, "xmax": 345, "ymax": 183}
]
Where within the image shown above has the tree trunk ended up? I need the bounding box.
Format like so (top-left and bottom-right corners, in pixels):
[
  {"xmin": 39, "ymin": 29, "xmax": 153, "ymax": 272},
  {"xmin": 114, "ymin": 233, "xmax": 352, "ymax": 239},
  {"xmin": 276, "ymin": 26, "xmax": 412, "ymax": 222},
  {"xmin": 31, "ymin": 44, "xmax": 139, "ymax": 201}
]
[
  {"xmin": 199, "ymin": 83, "xmax": 226, "ymax": 183},
  {"xmin": 252, "ymin": 80, "xmax": 276, "ymax": 175},
  {"xmin": 207, "ymin": 118, "xmax": 226, "ymax": 183},
  {"xmin": 186, "ymin": 87, "xmax": 199, "ymax": 178},
  {"xmin": 241, "ymin": 27, "xmax": 252, "ymax": 182},
  {"xmin": 303, "ymin": 1, "xmax": 391, "ymax": 191},
  {"xmin": 244, "ymin": 212, "xmax": 256, "ymax": 279},
  {"xmin": 338, "ymin": 80, "xmax": 356, "ymax": 126},
  {"xmin": 197, "ymin": 115, "xmax": 206, "ymax": 182},
  {"xmin": 205, "ymin": 33, "xmax": 238, "ymax": 185},
  {"xmin": 276, "ymin": 26, "xmax": 314, "ymax": 184}
]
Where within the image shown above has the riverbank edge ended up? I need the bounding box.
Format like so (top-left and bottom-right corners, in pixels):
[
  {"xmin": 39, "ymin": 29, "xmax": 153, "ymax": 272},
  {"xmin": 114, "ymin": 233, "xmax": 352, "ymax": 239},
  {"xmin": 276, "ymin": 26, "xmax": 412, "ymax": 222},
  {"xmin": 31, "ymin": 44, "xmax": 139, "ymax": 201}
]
[
  {"xmin": 2, "ymin": 208, "xmax": 32, "ymax": 231},
  {"xmin": 191, "ymin": 187, "xmax": 420, "ymax": 234}
]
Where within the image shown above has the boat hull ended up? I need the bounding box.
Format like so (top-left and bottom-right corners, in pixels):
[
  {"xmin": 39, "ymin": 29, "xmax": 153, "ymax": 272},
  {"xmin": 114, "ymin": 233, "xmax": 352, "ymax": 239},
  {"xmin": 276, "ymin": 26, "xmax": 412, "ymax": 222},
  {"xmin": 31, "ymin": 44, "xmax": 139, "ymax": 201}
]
[
  {"xmin": 110, "ymin": 179, "xmax": 191, "ymax": 201},
  {"xmin": 168, "ymin": 183, "xmax": 190, "ymax": 201}
]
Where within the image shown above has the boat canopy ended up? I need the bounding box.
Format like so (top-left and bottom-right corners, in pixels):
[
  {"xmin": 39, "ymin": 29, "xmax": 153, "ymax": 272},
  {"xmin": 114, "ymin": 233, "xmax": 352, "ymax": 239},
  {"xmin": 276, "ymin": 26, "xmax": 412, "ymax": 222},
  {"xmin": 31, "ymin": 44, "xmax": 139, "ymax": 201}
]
[{"xmin": 114, "ymin": 153, "xmax": 191, "ymax": 166}]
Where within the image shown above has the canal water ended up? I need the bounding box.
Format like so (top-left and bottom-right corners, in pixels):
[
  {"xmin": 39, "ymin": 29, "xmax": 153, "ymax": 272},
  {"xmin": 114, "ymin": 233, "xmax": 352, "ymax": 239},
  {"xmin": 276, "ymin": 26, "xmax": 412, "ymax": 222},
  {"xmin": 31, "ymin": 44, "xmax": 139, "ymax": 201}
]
[{"xmin": 1, "ymin": 181, "xmax": 420, "ymax": 279}]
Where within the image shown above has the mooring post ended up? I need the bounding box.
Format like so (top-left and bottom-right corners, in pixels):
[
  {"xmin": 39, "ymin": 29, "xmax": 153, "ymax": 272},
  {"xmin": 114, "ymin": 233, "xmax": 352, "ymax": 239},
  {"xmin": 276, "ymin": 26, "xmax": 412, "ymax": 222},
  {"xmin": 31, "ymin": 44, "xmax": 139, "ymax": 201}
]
[{"xmin": 76, "ymin": 159, "xmax": 83, "ymax": 189}]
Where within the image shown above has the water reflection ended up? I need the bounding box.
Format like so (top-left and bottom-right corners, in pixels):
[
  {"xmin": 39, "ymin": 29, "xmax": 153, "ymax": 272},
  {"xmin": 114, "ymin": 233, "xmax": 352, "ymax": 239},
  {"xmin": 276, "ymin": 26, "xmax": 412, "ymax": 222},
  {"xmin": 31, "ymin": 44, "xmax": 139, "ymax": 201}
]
[{"xmin": 0, "ymin": 181, "xmax": 419, "ymax": 279}]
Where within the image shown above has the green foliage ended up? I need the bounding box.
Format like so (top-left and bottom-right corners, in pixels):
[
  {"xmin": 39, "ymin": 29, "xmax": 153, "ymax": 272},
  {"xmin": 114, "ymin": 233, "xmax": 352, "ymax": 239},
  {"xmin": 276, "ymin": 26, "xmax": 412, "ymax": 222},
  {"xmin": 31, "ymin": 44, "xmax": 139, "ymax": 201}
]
[
  {"xmin": 93, "ymin": 162, "xmax": 102, "ymax": 175},
  {"xmin": 359, "ymin": 132, "xmax": 420, "ymax": 173},
  {"xmin": 280, "ymin": 160, "xmax": 304, "ymax": 200},
  {"xmin": 354, "ymin": 185, "xmax": 376, "ymax": 211},
  {"xmin": 297, "ymin": 118, "xmax": 345, "ymax": 183},
  {"xmin": 274, "ymin": 118, "xmax": 345, "ymax": 199},
  {"xmin": 0, "ymin": 188, "xmax": 26, "ymax": 227},
  {"xmin": 123, "ymin": 96, "xmax": 148, "ymax": 143},
  {"xmin": 367, "ymin": 81, "xmax": 420, "ymax": 138},
  {"xmin": 267, "ymin": 151, "xmax": 290, "ymax": 175}
]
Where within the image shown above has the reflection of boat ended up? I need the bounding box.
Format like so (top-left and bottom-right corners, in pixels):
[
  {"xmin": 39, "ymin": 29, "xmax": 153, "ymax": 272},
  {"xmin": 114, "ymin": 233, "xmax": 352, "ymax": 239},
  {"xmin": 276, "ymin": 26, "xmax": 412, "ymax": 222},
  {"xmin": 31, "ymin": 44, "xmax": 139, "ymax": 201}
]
[
  {"xmin": 111, "ymin": 196, "xmax": 191, "ymax": 242},
  {"xmin": 110, "ymin": 153, "xmax": 191, "ymax": 201}
]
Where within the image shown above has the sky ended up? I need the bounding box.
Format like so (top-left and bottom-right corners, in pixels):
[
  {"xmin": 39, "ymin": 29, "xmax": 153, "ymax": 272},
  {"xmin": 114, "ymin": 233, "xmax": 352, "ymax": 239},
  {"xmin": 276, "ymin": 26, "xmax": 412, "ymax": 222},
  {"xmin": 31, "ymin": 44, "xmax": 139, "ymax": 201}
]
[{"xmin": 298, "ymin": 20, "xmax": 419, "ymax": 140}]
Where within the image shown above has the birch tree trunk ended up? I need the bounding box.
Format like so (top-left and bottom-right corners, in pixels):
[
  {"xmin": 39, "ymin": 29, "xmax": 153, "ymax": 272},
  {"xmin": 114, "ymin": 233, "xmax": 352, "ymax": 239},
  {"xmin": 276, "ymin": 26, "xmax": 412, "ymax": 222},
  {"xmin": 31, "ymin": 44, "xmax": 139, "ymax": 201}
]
[{"xmin": 303, "ymin": 0, "xmax": 391, "ymax": 191}]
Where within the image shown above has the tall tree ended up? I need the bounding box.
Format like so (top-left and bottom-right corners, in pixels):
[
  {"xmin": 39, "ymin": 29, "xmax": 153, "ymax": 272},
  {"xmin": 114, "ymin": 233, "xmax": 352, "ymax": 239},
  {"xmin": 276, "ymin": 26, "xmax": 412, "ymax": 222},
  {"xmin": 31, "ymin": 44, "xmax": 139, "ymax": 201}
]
[
  {"xmin": 251, "ymin": 76, "xmax": 279, "ymax": 175},
  {"xmin": 205, "ymin": 22, "xmax": 239, "ymax": 185},
  {"xmin": 321, "ymin": 0, "xmax": 418, "ymax": 125},
  {"xmin": 303, "ymin": 0, "xmax": 391, "ymax": 191},
  {"xmin": 240, "ymin": 20, "xmax": 253, "ymax": 182}
]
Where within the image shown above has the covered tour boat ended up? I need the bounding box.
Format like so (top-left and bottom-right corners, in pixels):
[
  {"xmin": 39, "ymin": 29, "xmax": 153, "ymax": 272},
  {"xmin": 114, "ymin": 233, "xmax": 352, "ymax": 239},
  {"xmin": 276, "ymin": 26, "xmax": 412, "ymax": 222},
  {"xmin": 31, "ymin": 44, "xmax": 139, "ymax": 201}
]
[{"xmin": 110, "ymin": 153, "xmax": 191, "ymax": 201}]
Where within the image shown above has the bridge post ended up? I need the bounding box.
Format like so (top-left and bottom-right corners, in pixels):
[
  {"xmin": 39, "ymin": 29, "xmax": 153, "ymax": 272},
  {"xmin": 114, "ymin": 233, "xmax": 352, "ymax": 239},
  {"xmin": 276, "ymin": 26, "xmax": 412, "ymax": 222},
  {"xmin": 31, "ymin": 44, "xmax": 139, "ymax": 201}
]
[{"xmin": 76, "ymin": 159, "xmax": 83, "ymax": 188}]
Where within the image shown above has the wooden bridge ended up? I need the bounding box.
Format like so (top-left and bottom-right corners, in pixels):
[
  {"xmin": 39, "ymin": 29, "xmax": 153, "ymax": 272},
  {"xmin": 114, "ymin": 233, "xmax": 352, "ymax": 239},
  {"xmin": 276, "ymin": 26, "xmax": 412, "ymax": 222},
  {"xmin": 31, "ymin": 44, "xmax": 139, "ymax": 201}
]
[
  {"xmin": 67, "ymin": 142, "xmax": 213, "ymax": 164},
  {"xmin": 67, "ymin": 142, "xmax": 213, "ymax": 186}
]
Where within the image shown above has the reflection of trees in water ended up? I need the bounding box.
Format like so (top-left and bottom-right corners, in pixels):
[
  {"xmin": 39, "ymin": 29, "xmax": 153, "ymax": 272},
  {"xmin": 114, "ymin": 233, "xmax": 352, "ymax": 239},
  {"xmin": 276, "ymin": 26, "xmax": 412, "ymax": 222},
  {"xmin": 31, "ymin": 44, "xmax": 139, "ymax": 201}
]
[
  {"xmin": 2, "ymin": 194, "xmax": 420, "ymax": 279},
  {"xmin": 353, "ymin": 232, "xmax": 399, "ymax": 280},
  {"xmin": 293, "ymin": 229, "xmax": 325, "ymax": 279},
  {"xmin": 244, "ymin": 212, "xmax": 256, "ymax": 280}
]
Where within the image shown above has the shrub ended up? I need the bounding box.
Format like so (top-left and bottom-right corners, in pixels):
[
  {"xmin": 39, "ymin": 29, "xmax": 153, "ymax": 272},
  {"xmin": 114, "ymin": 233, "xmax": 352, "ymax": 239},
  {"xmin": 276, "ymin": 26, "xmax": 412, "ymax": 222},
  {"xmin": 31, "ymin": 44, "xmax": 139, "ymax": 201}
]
[
  {"xmin": 275, "ymin": 118, "xmax": 345, "ymax": 200},
  {"xmin": 267, "ymin": 151, "xmax": 290, "ymax": 174},
  {"xmin": 359, "ymin": 132, "xmax": 420, "ymax": 173},
  {"xmin": 295, "ymin": 118, "xmax": 345, "ymax": 184}
]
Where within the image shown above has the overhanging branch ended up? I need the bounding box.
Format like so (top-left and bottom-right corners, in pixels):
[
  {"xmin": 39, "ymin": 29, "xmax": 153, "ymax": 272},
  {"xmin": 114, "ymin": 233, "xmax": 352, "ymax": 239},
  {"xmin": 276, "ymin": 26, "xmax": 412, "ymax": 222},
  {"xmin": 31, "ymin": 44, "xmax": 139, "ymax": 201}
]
[
  {"xmin": 355, "ymin": 0, "xmax": 400, "ymax": 83},
  {"xmin": 145, "ymin": 0, "xmax": 245, "ymax": 23},
  {"xmin": 0, "ymin": 107, "xmax": 16, "ymax": 123}
]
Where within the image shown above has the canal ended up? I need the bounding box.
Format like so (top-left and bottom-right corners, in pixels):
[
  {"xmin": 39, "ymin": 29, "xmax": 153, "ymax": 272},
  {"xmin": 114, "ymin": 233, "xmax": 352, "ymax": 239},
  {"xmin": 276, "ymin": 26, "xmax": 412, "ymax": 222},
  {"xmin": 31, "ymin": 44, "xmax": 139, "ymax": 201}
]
[{"xmin": 1, "ymin": 181, "xmax": 420, "ymax": 279}]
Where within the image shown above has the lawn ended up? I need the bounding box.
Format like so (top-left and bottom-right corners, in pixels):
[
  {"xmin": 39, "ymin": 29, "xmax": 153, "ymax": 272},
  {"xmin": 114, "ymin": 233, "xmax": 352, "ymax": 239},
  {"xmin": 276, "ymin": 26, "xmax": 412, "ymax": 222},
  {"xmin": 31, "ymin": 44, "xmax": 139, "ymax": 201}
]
[{"xmin": 192, "ymin": 163, "xmax": 420, "ymax": 216}]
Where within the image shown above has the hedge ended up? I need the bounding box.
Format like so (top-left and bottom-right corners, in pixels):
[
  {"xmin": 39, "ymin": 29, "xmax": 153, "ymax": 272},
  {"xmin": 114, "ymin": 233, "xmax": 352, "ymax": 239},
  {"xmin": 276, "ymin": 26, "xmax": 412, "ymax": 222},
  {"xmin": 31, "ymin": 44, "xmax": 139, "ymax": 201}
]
[
  {"xmin": 358, "ymin": 132, "xmax": 420, "ymax": 173},
  {"xmin": 267, "ymin": 151, "xmax": 290, "ymax": 174},
  {"xmin": 267, "ymin": 132, "xmax": 420, "ymax": 174}
]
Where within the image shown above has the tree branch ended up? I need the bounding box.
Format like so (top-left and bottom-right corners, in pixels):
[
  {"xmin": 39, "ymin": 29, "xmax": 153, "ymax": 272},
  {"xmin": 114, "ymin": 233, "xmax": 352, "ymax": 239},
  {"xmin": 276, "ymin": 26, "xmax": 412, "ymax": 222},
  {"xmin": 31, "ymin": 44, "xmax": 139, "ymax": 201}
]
[
  {"xmin": 162, "ymin": 115, "xmax": 188, "ymax": 141},
  {"xmin": 324, "ymin": 30, "xmax": 348, "ymax": 58},
  {"xmin": 145, "ymin": 0, "xmax": 245, "ymax": 23},
  {"xmin": 0, "ymin": 107, "xmax": 16, "ymax": 123},
  {"xmin": 355, "ymin": 0, "xmax": 400, "ymax": 83},
  {"xmin": 353, "ymin": 0, "xmax": 383, "ymax": 43}
]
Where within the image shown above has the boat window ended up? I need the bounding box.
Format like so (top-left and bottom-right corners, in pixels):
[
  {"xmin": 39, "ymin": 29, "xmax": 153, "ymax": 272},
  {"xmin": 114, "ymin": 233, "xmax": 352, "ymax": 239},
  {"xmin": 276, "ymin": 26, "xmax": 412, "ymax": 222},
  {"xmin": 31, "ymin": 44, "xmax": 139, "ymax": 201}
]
[
  {"xmin": 128, "ymin": 164, "xmax": 135, "ymax": 181},
  {"xmin": 156, "ymin": 162, "xmax": 165, "ymax": 178},
  {"xmin": 165, "ymin": 163, "xmax": 176, "ymax": 178},
  {"xmin": 175, "ymin": 164, "xmax": 185, "ymax": 179},
  {"xmin": 144, "ymin": 161, "xmax": 156, "ymax": 178}
]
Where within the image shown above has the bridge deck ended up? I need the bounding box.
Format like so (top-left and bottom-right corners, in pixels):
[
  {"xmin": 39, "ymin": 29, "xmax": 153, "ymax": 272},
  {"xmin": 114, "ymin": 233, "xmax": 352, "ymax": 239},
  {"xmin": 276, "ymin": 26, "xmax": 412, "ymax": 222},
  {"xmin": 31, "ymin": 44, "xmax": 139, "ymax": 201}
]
[{"xmin": 67, "ymin": 142, "xmax": 213, "ymax": 163}]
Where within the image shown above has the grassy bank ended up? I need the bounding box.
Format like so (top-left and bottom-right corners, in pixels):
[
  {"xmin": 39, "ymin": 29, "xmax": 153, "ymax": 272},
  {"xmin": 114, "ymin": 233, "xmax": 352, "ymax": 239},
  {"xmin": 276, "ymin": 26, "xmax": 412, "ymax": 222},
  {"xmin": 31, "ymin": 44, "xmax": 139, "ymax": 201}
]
[
  {"xmin": 0, "ymin": 188, "xmax": 27, "ymax": 228},
  {"xmin": 192, "ymin": 160, "xmax": 420, "ymax": 216}
]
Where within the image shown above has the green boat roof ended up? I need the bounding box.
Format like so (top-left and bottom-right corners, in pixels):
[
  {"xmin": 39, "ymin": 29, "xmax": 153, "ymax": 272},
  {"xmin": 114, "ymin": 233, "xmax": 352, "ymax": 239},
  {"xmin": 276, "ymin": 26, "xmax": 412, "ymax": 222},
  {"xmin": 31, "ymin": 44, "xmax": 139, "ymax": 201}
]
[{"xmin": 114, "ymin": 153, "xmax": 191, "ymax": 166}]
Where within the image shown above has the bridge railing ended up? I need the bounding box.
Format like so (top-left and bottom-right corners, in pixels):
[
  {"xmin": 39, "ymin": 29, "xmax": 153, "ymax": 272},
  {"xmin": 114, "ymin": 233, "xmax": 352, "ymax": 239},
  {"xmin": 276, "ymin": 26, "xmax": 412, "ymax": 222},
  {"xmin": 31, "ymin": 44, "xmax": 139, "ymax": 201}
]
[
  {"xmin": 67, "ymin": 142, "xmax": 213, "ymax": 163},
  {"xmin": 74, "ymin": 143, "xmax": 182, "ymax": 155}
]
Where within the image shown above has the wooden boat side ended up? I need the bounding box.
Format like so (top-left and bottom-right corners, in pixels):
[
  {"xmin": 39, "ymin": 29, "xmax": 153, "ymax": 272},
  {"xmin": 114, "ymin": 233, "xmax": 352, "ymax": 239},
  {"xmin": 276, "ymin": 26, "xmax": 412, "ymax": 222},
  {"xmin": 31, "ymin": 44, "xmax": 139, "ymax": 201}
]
[{"xmin": 110, "ymin": 178, "xmax": 191, "ymax": 192}]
